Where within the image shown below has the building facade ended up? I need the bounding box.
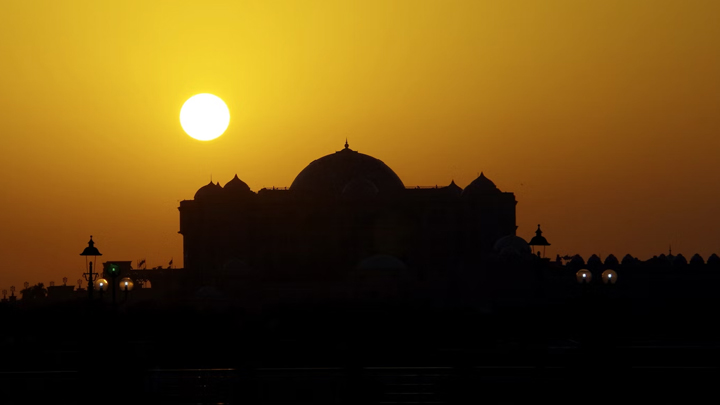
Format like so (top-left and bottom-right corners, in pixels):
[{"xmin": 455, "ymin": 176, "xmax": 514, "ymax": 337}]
[{"xmin": 178, "ymin": 143, "xmax": 517, "ymax": 286}]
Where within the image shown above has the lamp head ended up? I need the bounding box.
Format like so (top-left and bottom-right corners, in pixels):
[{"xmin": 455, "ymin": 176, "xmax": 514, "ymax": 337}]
[{"xmin": 80, "ymin": 236, "xmax": 102, "ymax": 256}]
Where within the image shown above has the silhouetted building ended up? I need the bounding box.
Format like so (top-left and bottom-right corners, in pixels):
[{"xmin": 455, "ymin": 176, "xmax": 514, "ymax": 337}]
[{"xmin": 178, "ymin": 143, "xmax": 517, "ymax": 287}]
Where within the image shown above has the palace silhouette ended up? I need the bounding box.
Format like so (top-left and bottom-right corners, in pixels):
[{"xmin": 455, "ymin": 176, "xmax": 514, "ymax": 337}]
[{"xmin": 177, "ymin": 141, "xmax": 519, "ymax": 292}]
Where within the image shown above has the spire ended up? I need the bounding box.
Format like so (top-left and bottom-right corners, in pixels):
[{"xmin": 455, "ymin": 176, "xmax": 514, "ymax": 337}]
[
  {"xmin": 344, "ymin": 138, "xmax": 349, "ymax": 149},
  {"xmin": 536, "ymin": 224, "xmax": 543, "ymax": 237}
]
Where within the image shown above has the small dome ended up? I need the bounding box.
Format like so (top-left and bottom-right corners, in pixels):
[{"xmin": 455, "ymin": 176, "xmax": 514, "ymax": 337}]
[
  {"xmin": 621, "ymin": 254, "xmax": 636, "ymax": 266},
  {"xmin": 569, "ymin": 254, "xmax": 585, "ymax": 268},
  {"xmin": 445, "ymin": 180, "xmax": 463, "ymax": 196},
  {"xmin": 498, "ymin": 246, "xmax": 529, "ymax": 262},
  {"xmin": 356, "ymin": 254, "xmax": 408, "ymax": 271},
  {"xmin": 194, "ymin": 181, "xmax": 223, "ymax": 200},
  {"xmin": 587, "ymin": 254, "xmax": 602, "ymax": 267},
  {"xmin": 224, "ymin": 174, "xmax": 251, "ymax": 193},
  {"xmin": 604, "ymin": 254, "xmax": 619, "ymax": 268},
  {"xmin": 708, "ymin": 254, "xmax": 720, "ymax": 266},
  {"xmin": 673, "ymin": 254, "xmax": 687, "ymax": 266},
  {"xmin": 342, "ymin": 177, "xmax": 379, "ymax": 199},
  {"xmin": 462, "ymin": 172, "xmax": 501, "ymax": 198},
  {"xmin": 493, "ymin": 235, "xmax": 531, "ymax": 255},
  {"xmin": 690, "ymin": 254, "xmax": 705, "ymax": 265},
  {"xmin": 223, "ymin": 174, "xmax": 254, "ymax": 199}
]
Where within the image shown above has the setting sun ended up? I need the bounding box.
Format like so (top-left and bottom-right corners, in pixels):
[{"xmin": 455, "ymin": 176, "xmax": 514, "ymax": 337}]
[{"xmin": 179, "ymin": 93, "xmax": 230, "ymax": 141}]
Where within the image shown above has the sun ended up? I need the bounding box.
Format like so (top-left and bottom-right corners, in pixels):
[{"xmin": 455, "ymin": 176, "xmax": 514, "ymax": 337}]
[{"xmin": 180, "ymin": 93, "xmax": 230, "ymax": 141}]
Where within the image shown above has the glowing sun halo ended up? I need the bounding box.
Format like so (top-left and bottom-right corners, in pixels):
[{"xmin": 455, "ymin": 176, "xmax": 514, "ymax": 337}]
[{"xmin": 180, "ymin": 93, "xmax": 230, "ymax": 141}]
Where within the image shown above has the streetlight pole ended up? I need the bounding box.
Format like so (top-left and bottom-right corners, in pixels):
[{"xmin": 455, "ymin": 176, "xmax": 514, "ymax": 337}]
[{"xmin": 80, "ymin": 236, "xmax": 102, "ymax": 300}]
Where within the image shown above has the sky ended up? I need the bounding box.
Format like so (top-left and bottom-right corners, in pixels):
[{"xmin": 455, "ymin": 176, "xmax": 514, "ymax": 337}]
[{"xmin": 1, "ymin": 0, "xmax": 719, "ymax": 291}]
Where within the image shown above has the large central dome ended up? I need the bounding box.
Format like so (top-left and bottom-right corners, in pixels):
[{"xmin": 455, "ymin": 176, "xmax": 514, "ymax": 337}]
[{"xmin": 290, "ymin": 142, "xmax": 405, "ymax": 195}]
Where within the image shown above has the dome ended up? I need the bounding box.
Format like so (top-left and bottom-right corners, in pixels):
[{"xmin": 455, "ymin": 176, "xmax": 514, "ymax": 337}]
[
  {"xmin": 587, "ymin": 254, "xmax": 602, "ymax": 267},
  {"xmin": 445, "ymin": 180, "xmax": 463, "ymax": 196},
  {"xmin": 569, "ymin": 254, "xmax": 585, "ymax": 268},
  {"xmin": 462, "ymin": 172, "xmax": 501, "ymax": 198},
  {"xmin": 290, "ymin": 143, "xmax": 404, "ymax": 196},
  {"xmin": 342, "ymin": 177, "xmax": 379, "ymax": 199},
  {"xmin": 708, "ymin": 254, "xmax": 720, "ymax": 266},
  {"xmin": 673, "ymin": 253, "xmax": 687, "ymax": 266},
  {"xmin": 194, "ymin": 181, "xmax": 223, "ymax": 200},
  {"xmin": 690, "ymin": 254, "xmax": 705, "ymax": 265},
  {"xmin": 493, "ymin": 235, "xmax": 531, "ymax": 255},
  {"xmin": 604, "ymin": 254, "xmax": 619, "ymax": 268},
  {"xmin": 621, "ymin": 254, "xmax": 636, "ymax": 266},
  {"xmin": 223, "ymin": 174, "xmax": 253, "ymax": 199}
]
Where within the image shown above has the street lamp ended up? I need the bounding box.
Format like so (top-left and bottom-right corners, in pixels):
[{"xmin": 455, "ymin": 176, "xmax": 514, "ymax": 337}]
[
  {"xmin": 80, "ymin": 236, "xmax": 102, "ymax": 300},
  {"xmin": 119, "ymin": 277, "xmax": 134, "ymax": 301},
  {"xmin": 10, "ymin": 286, "xmax": 16, "ymax": 302},
  {"xmin": 1, "ymin": 289, "xmax": 6, "ymax": 302},
  {"xmin": 94, "ymin": 278, "xmax": 109, "ymax": 300},
  {"xmin": 601, "ymin": 270, "xmax": 618, "ymax": 285},
  {"xmin": 576, "ymin": 269, "xmax": 592, "ymax": 284},
  {"xmin": 63, "ymin": 277, "xmax": 68, "ymax": 286}
]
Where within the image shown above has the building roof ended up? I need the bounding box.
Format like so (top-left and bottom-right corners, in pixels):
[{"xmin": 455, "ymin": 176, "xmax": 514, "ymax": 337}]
[
  {"xmin": 290, "ymin": 142, "xmax": 405, "ymax": 196},
  {"xmin": 223, "ymin": 174, "xmax": 253, "ymax": 199},
  {"xmin": 194, "ymin": 181, "xmax": 223, "ymax": 200},
  {"xmin": 462, "ymin": 172, "xmax": 501, "ymax": 198}
]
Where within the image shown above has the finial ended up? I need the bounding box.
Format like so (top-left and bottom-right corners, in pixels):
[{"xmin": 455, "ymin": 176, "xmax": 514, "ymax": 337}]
[
  {"xmin": 536, "ymin": 224, "xmax": 542, "ymax": 236},
  {"xmin": 344, "ymin": 138, "xmax": 349, "ymax": 149}
]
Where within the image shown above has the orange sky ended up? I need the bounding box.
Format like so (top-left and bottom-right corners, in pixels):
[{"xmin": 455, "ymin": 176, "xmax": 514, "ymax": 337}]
[{"xmin": 1, "ymin": 0, "xmax": 719, "ymax": 290}]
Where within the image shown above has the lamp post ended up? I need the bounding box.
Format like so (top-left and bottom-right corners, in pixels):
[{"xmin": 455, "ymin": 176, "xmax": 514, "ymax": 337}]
[
  {"xmin": 106, "ymin": 264, "xmax": 121, "ymax": 305},
  {"xmin": 576, "ymin": 269, "xmax": 593, "ymax": 284},
  {"xmin": 10, "ymin": 286, "xmax": 16, "ymax": 302},
  {"xmin": 63, "ymin": 277, "xmax": 68, "ymax": 286},
  {"xmin": 119, "ymin": 277, "xmax": 134, "ymax": 302},
  {"xmin": 601, "ymin": 270, "xmax": 618, "ymax": 285},
  {"xmin": 1, "ymin": 289, "xmax": 6, "ymax": 303},
  {"xmin": 95, "ymin": 278, "xmax": 109, "ymax": 301},
  {"xmin": 80, "ymin": 236, "xmax": 102, "ymax": 300}
]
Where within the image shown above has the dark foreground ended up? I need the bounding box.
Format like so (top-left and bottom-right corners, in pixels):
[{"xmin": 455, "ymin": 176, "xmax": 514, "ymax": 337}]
[
  {"xmin": 2, "ymin": 345, "xmax": 719, "ymax": 405},
  {"xmin": 2, "ymin": 303, "xmax": 720, "ymax": 404},
  {"xmin": 3, "ymin": 282, "xmax": 720, "ymax": 405}
]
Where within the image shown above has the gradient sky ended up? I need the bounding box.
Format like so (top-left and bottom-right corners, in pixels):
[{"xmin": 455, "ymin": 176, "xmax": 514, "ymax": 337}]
[{"xmin": 1, "ymin": 0, "xmax": 719, "ymax": 291}]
